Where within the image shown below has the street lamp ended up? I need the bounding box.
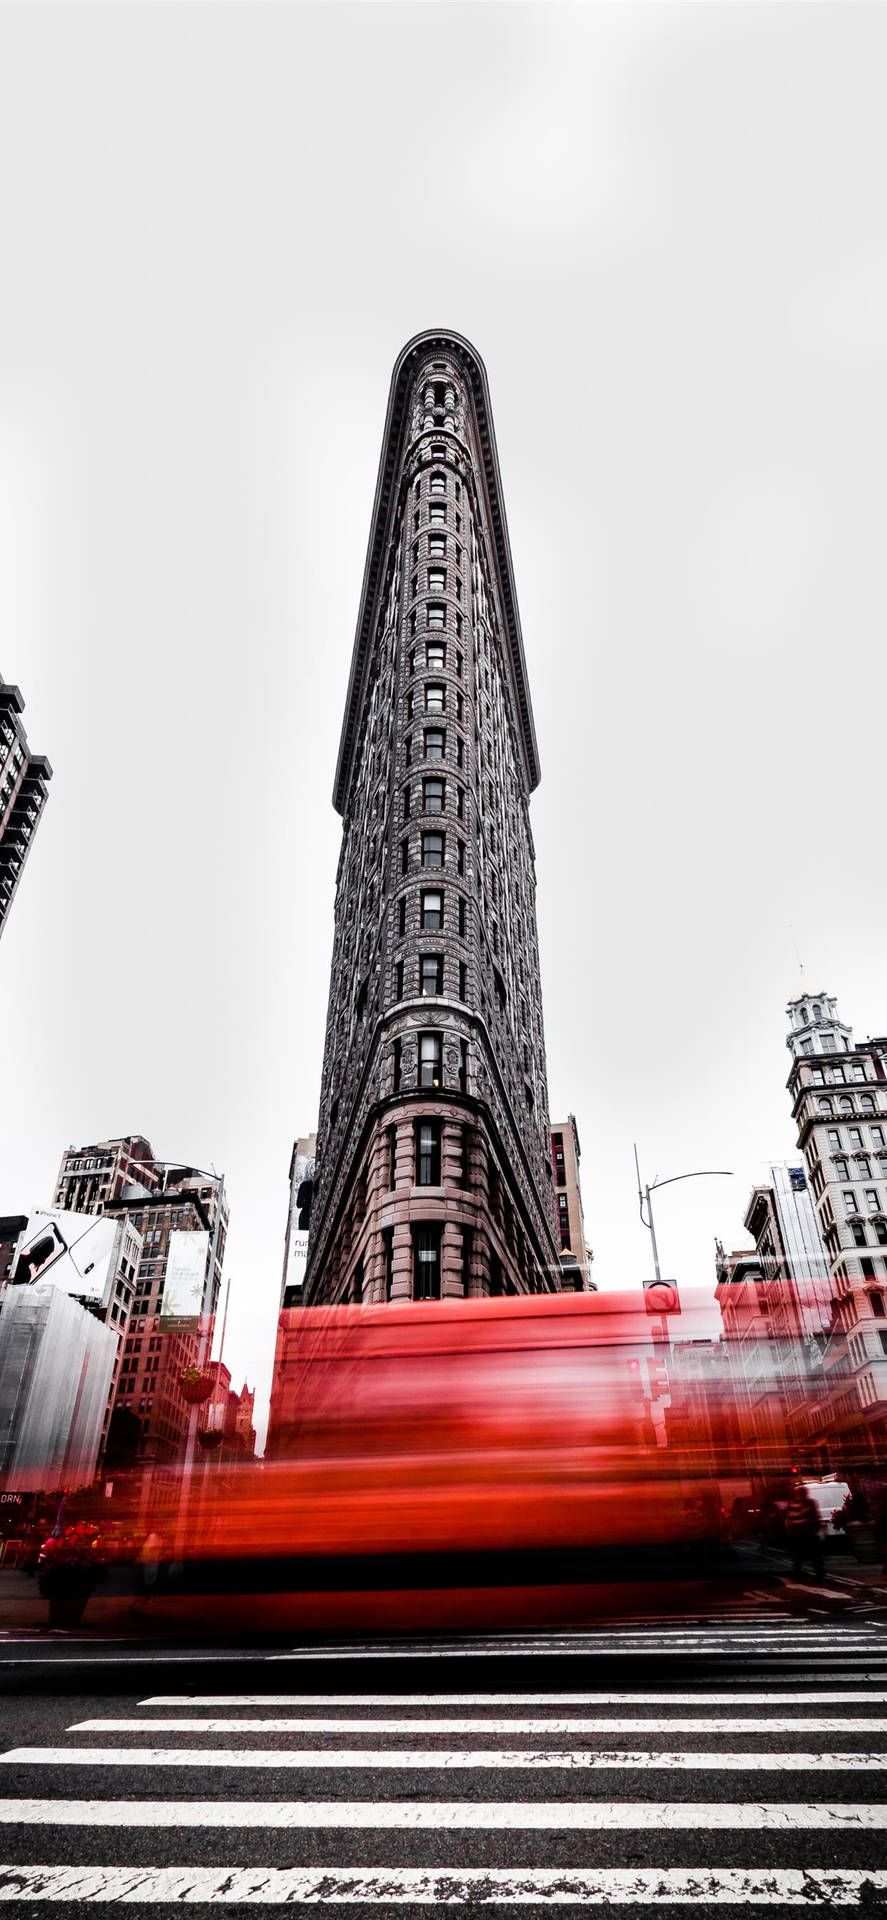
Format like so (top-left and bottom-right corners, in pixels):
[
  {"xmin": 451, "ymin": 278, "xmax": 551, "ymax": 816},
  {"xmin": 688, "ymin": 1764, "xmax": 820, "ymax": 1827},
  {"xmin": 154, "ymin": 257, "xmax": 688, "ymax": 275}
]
[{"xmin": 633, "ymin": 1144, "xmax": 732, "ymax": 1286}]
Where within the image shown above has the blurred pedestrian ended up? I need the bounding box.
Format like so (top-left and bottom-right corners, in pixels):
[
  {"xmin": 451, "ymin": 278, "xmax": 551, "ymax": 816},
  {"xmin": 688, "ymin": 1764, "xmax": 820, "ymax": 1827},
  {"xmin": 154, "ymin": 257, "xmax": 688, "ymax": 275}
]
[{"xmin": 785, "ymin": 1486, "xmax": 823, "ymax": 1583}]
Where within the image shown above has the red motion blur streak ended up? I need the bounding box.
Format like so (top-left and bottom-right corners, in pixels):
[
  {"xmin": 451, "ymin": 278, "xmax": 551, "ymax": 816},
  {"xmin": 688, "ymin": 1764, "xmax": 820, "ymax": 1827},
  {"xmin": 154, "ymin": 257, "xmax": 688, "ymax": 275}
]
[{"xmin": 186, "ymin": 1291, "xmax": 732, "ymax": 1565}]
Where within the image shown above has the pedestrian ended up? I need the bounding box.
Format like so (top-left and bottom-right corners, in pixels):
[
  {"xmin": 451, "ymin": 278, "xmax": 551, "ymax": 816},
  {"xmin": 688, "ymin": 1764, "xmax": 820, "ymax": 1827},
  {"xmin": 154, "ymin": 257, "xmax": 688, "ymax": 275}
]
[
  {"xmin": 785, "ymin": 1486, "xmax": 823, "ymax": 1583},
  {"xmin": 137, "ymin": 1530, "xmax": 165, "ymax": 1606}
]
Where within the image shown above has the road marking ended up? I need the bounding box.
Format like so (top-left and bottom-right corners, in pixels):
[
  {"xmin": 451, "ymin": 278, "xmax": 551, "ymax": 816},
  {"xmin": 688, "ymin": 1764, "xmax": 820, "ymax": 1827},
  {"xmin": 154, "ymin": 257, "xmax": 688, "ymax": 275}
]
[
  {"xmin": 71, "ymin": 1716, "xmax": 887, "ymax": 1735},
  {"xmin": 4, "ymin": 1746, "xmax": 883, "ymax": 1771},
  {"xmin": 0, "ymin": 1800, "xmax": 882, "ymax": 1831},
  {"xmin": 0, "ymin": 1865, "xmax": 884, "ymax": 1902},
  {"xmin": 269, "ymin": 1646, "xmax": 887, "ymax": 1661},
  {"xmin": 141, "ymin": 1691, "xmax": 887, "ymax": 1706}
]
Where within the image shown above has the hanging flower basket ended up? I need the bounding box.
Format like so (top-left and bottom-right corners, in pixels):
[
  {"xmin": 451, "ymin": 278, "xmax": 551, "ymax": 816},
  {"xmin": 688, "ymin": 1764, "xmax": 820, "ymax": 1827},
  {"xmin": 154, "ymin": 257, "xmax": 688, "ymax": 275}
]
[
  {"xmin": 179, "ymin": 1367, "xmax": 214, "ymax": 1406},
  {"xmin": 197, "ymin": 1426, "xmax": 224, "ymax": 1452}
]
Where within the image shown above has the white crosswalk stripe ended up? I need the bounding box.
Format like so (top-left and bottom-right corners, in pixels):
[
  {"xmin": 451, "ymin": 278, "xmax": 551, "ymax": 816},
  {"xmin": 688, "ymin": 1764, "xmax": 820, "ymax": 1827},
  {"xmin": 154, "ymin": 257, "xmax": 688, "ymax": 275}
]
[{"xmin": 0, "ymin": 1617, "xmax": 884, "ymax": 1908}]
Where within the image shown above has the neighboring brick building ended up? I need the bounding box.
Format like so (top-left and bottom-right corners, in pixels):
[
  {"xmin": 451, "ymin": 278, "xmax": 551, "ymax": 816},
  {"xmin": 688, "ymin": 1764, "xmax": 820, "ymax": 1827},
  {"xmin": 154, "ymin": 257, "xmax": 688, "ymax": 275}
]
[
  {"xmin": 53, "ymin": 1137, "xmax": 161, "ymax": 1216},
  {"xmin": 52, "ymin": 1138, "xmax": 227, "ymax": 1471},
  {"xmin": 551, "ymin": 1116, "xmax": 595, "ymax": 1292},
  {"xmin": 0, "ymin": 674, "xmax": 51, "ymax": 942},
  {"xmin": 303, "ymin": 331, "xmax": 561, "ymax": 1306}
]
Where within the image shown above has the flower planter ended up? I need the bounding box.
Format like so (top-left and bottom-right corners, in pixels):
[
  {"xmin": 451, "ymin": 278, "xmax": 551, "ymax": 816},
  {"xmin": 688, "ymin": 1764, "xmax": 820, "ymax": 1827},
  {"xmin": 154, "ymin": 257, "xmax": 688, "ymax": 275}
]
[
  {"xmin": 197, "ymin": 1427, "xmax": 224, "ymax": 1451},
  {"xmin": 180, "ymin": 1370, "xmax": 214, "ymax": 1406}
]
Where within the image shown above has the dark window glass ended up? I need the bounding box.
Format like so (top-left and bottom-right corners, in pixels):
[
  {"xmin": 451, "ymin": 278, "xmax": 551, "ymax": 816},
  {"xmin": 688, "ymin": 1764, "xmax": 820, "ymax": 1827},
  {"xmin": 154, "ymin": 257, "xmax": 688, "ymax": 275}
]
[
  {"xmin": 457, "ymin": 839, "xmax": 465, "ymax": 876},
  {"xmin": 394, "ymin": 959, "xmax": 404, "ymax": 1000},
  {"xmin": 422, "ymin": 831, "xmax": 444, "ymax": 869},
  {"xmin": 459, "ymin": 961, "xmax": 467, "ymax": 1001},
  {"xmin": 400, "ymin": 838, "xmax": 409, "ymax": 874},
  {"xmin": 458, "ymin": 895, "xmax": 467, "ymax": 938},
  {"xmin": 424, "ymin": 728, "xmax": 446, "ymax": 760},
  {"xmin": 420, "ymin": 954, "xmax": 443, "ymax": 997},
  {"xmin": 423, "ymin": 777, "xmax": 445, "ymax": 813},
  {"xmin": 421, "ymin": 889, "xmax": 443, "ymax": 931},
  {"xmin": 393, "ymin": 1040, "xmax": 402, "ymax": 1093},
  {"xmin": 419, "ymin": 1032, "xmax": 442, "ymax": 1088},
  {"xmin": 413, "ymin": 1224, "xmax": 441, "ymax": 1299},
  {"xmin": 456, "ymin": 736, "xmax": 464, "ymax": 769},
  {"xmin": 383, "ymin": 1227, "xmax": 394, "ymax": 1301},
  {"xmin": 402, "ymin": 784, "xmax": 410, "ymax": 821},
  {"xmin": 416, "ymin": 1121, "xmax": 441, "ymax": 1187},
  {"xmin": 459, "ymin": 1039, "xmax": 468, "ymax": 1093},
  {"xmin": 398, "ymin": 897, "xmax": 406, "ymax": 937}
]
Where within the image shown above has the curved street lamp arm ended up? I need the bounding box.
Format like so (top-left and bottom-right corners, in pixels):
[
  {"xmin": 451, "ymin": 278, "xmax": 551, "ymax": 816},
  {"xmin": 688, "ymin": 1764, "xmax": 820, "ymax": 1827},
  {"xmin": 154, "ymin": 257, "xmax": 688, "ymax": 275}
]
[{"xmin": 649, "ymin": 1170, "xmax": 733, "ymax": 1194}]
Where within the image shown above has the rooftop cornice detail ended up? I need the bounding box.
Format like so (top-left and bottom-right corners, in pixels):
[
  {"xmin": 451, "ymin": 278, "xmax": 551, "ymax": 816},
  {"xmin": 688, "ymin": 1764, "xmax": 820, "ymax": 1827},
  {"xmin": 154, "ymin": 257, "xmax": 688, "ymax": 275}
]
[{"xmin": 332, "ymin": 330, "xmax": 542, "ymax": 815}]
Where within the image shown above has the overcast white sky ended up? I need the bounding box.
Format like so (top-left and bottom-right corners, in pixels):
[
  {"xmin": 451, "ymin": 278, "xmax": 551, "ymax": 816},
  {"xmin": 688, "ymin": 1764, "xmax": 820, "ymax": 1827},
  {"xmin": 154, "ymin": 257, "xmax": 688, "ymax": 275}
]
[{"xmin": 1, "ymin": 3, "xmax": 885, "ymax": 1451}]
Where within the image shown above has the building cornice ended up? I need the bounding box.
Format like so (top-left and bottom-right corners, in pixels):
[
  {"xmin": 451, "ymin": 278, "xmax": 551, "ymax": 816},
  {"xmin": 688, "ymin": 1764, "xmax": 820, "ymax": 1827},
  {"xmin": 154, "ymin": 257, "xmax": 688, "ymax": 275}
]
[{"xmin": 332, "ymin": 329, "xmax": 541, "ymax": 815}]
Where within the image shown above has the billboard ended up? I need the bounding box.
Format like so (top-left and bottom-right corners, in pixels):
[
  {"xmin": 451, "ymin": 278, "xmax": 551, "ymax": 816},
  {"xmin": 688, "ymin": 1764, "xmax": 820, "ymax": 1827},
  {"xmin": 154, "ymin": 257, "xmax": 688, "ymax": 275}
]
[
  {"xmin": 11, "ymin": 1209, "xmax": 120, "ymax": 1307},
  {"xmin": 161, "ymin": 1228, "xmax": 210, "ymax": 1327}
]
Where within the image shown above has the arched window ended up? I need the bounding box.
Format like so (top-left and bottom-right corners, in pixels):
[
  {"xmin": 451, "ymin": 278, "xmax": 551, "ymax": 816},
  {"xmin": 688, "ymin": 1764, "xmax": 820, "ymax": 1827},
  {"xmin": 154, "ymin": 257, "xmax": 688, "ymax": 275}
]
[
  {"xmin": 839, "ymin": 1097, "xmax": 853, "ymax": 1114},
  {"xmin": 818, "ymin": 1097, "xmax": 833, "ymax": 1115},
  {"xmin": 812, "ymin": 1003, "xmax": 822, "ymax": 1019},
  {"xmin": 861, "ymin": 1095, "xmax": 875, "ymax": 1113}
]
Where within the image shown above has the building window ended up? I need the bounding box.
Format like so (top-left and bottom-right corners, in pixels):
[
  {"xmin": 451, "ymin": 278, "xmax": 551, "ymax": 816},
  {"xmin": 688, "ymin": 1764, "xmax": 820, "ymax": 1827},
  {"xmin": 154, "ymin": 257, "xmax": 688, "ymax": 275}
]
[
  {"xmin": 872, "ymin": 1127, "xmax": 885, "ymax": 1147},
  {"xmin": 456, "ymin": 736, "xmax": 464, "ymax": 769},
  {"xmin": 459, "ymin": 1039, "xmax": 468, "ymax": 1094},
  {"xmin": 839, "ymin": 1097, "xmax": 853, "ymax": 1114},
  {"xmin": 461, "ymin": 1224, "xmax": 473, "ymax": 1292},
  {"xmin": 456, "ymin": 784, "xmax": 464, "ymax": 819},
  {"xmin": 853, "ymin": 1223, "xmax": 868, "ymax": 1247},
  {"xmin": 420, "ymin": 954, "xmax": 443, "ymax": 997},
  {"xmin": 459, "ymin": 961, "xmax": 467, "ymax": 1000},
  {"xmin": 876, "ymin": 1221, "xmax": 887, "ymax": 1246},
  {"xmin": 425, "ymin": 683, "xmax": 446, "ymax": 713},
  {"xmin": 421, "ymin": 889, "xmax": 443, "ymax": 931},
  {"xmin": 857, "ymin": 1156, "xmax": 872, "ymax": 1178},
  {"xmin": 413, "ymin": 1224, "xmax": 441, "ymax": 1299},
  {"xmin": 818, "ymin": 1098, "xmax": 833, "ymax": 1115},
  {"xmin": 419, "ymin": 1032, "xmax": 442, "ymax": 1088},
  {"xmin": 423, "ymin": 776, "xmax": 445, "ymax": 813},
  {"xmin": 394, "ymin": 959, "xmax": 404, "ymax": 1000},
  {"xmin": 400, "ymin": 838, "xmax": 409, "ymax": 875},
  {"xmin": 402, "ymin": 783, "xmax": 411, "ymax": 821},
  {"xmin": 424, "ymin": 728, "xmax": 446, "ymax": 760},
  {"xmin": 869, "ymin": 1289, "xmax": 885, "ymax": 1316},
  {"xmin": 429, "ymin": 503, "xmax": 446, "ymax": 524},
  {"xmin": 428, "ymin": 536, "xmax": 446, "ymax": 559},
  {"xmin": 457, "ymin": 839, "xmax": 465, "ymax": 876},
  {"xmin": 426, "ymin": 641, "xmax": 446, "ymax": 670},
  {"xmin": 843, "ymin": 1191, "xmax": 858, "ymax": 1215},
  {"xmin": 861, "ymin": 1096, "xmax": 876, "ymax": 1113},
  {"xmin": 427, "ymin": 604, "xmax": 446, "ymax": 629},
  {"xmin": 827, "ymin": 1129, "xmax": 841, "ymax": 1149},
  {"xmin": 430, "ymin": 472, "xmax": 446, "ymax": 495},
  {"xmin": 393, "ymin": 1039, "xmax": 402, "ymax": 1093},
  {"xmin": 458, "ymin": 895, "xmax": 467, "ymax": 938},
  {"xmin": 834, "ymin": 1157, "xmax": 849, "ymax": 1180},
  {"xmin": 387, "ymin": 1126, "xmax": 397, "ymax": 1191},
  {"xmin": 456, "ymin": 691, "xmax": 464, "ymax": 722},
  {"xmin": 383, "ymin": 1227, "xmax": 394, "ymax": 1301},
  {"xmin": 416, "ymin": 1120, "xmax": 441, "ymax": 1186},
  {"xmin": 853, "ymin": 1063, "xmax": 866, "ymax": 1082},
  {"xmin": 866, "ymin": 1190, "xmax": 880, "ymax": 1212},
  {"xmin": 422, "ymin": 831, "xmax": 444, "ymax": 869},
  {"xmin": 427, "ymin": 570, "xmax": 446, "ymax": 594},
  {"xmin": 398, "ymin": 897, "xmax": 406, "ymax": 937}
]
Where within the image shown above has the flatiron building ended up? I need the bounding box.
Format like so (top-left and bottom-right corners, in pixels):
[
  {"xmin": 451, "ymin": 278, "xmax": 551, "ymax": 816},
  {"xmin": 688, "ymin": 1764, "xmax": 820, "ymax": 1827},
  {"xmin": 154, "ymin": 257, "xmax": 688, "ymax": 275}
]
[{"xmin": 303, "ymin": 331, "xmax": 561, "ymax": 1306}]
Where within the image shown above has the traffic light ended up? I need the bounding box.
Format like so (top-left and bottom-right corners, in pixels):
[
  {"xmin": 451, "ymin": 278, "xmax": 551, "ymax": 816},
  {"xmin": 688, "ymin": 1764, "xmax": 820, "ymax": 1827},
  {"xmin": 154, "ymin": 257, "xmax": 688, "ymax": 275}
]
[{"xmin": 643, "ymin": 1279, "xmax": 681, "ymax": 1315}]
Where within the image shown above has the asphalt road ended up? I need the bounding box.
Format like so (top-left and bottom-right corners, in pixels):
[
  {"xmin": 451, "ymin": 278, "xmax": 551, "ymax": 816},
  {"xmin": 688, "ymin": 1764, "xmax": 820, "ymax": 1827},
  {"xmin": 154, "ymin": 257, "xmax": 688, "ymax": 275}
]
[{"xmin": 0, "ymin": 1599, "xmax": 886, "ymax": 1913}]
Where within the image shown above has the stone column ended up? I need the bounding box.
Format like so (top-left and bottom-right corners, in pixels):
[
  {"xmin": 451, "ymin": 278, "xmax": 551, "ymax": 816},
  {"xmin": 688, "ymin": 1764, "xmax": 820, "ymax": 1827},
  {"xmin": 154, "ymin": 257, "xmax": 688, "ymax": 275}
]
[{"xmin": 441, "ymin": 1219, "xmax": 463, "ymax": 1299}]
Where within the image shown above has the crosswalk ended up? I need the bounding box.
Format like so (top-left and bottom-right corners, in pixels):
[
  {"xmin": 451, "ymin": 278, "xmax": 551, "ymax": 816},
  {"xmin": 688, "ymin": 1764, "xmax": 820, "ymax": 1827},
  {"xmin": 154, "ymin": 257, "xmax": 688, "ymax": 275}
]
[{"xmin": 0, "ymin": 1616, "xmax": 886, "ymax": 1907}]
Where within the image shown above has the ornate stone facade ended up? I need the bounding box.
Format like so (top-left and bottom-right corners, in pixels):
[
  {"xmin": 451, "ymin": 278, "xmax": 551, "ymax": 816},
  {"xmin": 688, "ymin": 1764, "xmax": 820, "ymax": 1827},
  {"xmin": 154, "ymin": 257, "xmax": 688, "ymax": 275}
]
[{"xmin": 303, "ymin": 332, "xmax": 561, "ymax": 1306}]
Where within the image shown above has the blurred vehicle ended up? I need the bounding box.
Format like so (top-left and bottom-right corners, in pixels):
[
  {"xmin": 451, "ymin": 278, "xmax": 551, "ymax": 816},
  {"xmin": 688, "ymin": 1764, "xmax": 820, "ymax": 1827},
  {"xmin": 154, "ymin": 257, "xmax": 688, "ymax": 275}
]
[{"xmin": 800, "ymin": 1477, "xmax": 852, "ymax": 1545}]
